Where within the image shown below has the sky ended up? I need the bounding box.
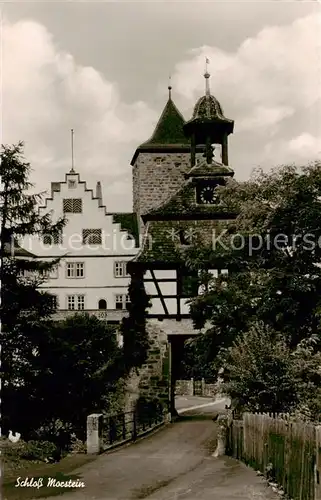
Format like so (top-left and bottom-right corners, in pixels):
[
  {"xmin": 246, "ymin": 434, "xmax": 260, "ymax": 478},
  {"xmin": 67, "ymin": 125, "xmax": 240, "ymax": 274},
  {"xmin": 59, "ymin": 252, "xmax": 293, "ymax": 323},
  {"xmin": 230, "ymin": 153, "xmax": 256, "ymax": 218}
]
[{"xmin": 2, "ymin": 1, "xmax": 321, "ymax": 212}]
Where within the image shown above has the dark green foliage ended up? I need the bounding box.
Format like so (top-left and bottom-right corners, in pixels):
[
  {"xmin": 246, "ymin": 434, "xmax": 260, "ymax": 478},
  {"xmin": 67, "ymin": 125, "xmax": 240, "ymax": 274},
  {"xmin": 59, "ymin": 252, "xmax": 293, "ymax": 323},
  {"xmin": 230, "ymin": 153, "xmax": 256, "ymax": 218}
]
[
  {"xmin": 179, "ymin": 338, "xmax": 217, "ymax": 381},
  {"xmin": 2, "ymin": 438, "xmax": 60, "ymax": 464},
  {"xmin": 0, "ymin": 143, "xmax": 125, "ymax": 447},
  {"xmin": 3, "ymin": 314, "xmax": 122, "ymax": 445},
  {"xmin": 121, "ymin": 267, "xmax": 151, "ymax": 372},
  {"xmin": 221, "ymin": 324, "xmax": 321, "ymax": 419},
  {"xmin": 113, "ymin": 213, "xmax": 139, "ymax": 247},
  {"xmin": 185, "ymin": 163, "xmax": 321, "ymax": 416},
  {"xmin": 187, "ymin": 163, "xmax": 321, "ymax": 355},
  {"xmin": 0, "ymin": 142, "xmax": 65, "ymax": 330}
]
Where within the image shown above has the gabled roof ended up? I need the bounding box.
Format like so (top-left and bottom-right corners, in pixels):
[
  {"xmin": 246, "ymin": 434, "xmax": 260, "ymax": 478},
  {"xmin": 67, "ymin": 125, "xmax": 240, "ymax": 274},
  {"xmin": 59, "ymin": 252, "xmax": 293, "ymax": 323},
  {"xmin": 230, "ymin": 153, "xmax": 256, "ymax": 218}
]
[{"xmin": 141, "ymin": 178, "xmax": 237, "ymax": 222}]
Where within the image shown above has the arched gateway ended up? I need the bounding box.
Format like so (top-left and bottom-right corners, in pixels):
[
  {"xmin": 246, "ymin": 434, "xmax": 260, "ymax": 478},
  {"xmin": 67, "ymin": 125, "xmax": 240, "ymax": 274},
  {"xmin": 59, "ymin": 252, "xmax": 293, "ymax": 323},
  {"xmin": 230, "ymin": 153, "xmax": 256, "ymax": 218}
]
[{"xmin": 128, "ymin": 68, "xmax": 237, "ymax": 416}]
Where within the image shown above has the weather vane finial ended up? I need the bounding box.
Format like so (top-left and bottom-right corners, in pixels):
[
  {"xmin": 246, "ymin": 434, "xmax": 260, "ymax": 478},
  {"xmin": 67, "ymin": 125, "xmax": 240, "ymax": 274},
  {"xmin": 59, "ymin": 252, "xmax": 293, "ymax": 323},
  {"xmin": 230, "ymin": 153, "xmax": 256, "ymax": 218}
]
[
  {"xmin": 70, "ymin": 129, "xmax": 75, "ymax": 173},
  {"xmin": 168, "ymin": 74, "xmax": 172, "ymax": 99},
  {"xmin": 204, "ymin": 57, "xmax": 210, "ymax": 96}
]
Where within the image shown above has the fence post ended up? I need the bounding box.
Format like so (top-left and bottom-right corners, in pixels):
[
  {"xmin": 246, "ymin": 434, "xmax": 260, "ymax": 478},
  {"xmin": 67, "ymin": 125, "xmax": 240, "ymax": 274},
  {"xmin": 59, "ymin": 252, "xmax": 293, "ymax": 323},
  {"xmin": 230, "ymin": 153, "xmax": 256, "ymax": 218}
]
[
  {"xmin": 201, "ymin": 378, "xmax": 205, "ymax": 396},
  {"xmin": 212, "ymin": 412, "xmax": 233, "ymax": 457},
  {"xmin": 87, "ymin": 413, "xmax": 103, "ymax": 454},
  {"xmin": 132, "ymin": 410, "xmax": 137, "ymax": 441},
  {"xmin": 122, "ymin": 413, "xmax": 126, "ymax": 441},
  {"xmin": 316, "ymin": 425, "xmax": 321, "ymax": 500},
  {"xmin": 190, "ymin": 378, "xmax": 194, "ymax": 396}
]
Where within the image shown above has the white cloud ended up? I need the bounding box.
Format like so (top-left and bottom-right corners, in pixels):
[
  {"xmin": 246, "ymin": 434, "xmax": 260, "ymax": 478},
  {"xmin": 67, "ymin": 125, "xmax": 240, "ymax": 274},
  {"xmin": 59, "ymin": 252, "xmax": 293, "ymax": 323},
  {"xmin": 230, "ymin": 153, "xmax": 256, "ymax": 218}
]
[
  {"xmin": 262, "ymin": 132, "xmax": 321, "ymax": 168},
  {"xmin": 2, "ymin": 19, "xmax": 158, "ymax": 211},
  {"xmin": 172, "ymin": 13, "xmax": 321, "ymax": 170},
  {"xmin": 2, "ymin": 12, "xmax": 320, "ymax": 212},
  {"xmin": 237, "ymin": 106, "xmax": 294, "ymax": 132}
]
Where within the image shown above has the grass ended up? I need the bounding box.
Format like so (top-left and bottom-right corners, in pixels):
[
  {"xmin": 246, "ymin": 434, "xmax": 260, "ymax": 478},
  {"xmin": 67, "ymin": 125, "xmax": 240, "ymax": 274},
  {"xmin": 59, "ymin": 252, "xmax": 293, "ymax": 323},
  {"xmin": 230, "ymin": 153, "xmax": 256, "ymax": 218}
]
[{"xmin": 2, "ymin": 453, "xmax": 96, "ymax": 500}]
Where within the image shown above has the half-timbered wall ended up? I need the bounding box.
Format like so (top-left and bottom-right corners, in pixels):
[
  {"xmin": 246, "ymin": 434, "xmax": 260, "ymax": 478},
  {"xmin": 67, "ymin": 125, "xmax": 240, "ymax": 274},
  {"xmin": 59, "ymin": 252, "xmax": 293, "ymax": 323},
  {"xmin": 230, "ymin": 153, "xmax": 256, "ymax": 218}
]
[{"xmin": 143, "ymin": 268, "xmax": 228, "ymax": 317}]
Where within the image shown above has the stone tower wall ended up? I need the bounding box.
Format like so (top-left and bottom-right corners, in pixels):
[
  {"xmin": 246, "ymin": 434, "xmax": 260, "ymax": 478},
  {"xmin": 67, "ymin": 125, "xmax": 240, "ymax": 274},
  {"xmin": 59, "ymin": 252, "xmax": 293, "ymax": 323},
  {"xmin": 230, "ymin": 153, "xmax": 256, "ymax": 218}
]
[
  {"xmin": 133, "ymin": 151, "xmax": 203, "ymax": 233},
  {"xmin": 133, "ymin": 152, "xmax": 191, "ymax": 217}
]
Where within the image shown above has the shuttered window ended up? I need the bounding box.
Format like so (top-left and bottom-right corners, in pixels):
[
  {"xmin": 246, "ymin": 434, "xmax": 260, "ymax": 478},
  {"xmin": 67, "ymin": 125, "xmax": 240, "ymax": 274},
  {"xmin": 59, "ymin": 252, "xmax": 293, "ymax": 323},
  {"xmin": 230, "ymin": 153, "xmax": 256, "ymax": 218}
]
[
  {"xmin": 82, "ymin": 229, "xmax": 102, "ymax": 245},
  {"xmin": 63, "ymin": 198, "xmax": 82, "ymax": 213}
]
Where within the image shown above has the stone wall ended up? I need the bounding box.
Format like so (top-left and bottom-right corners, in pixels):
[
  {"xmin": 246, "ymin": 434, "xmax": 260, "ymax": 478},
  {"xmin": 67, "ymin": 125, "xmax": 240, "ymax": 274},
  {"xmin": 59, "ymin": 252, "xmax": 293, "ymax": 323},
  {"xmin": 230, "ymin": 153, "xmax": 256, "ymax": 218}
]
[
  {"xmin": 133, "ymin": 152, "xmax": 191, "ymax": 219},
  {"xmin": 132, "ymin": 151, "xmax": 204, "ymax": 233},
  {"xmin": 175, "ymin": 378, "xmax": 220, "ymax": 397},
  {"xmin": 124, "ymin": 320, "xmax": 170, "ymax": 412}
]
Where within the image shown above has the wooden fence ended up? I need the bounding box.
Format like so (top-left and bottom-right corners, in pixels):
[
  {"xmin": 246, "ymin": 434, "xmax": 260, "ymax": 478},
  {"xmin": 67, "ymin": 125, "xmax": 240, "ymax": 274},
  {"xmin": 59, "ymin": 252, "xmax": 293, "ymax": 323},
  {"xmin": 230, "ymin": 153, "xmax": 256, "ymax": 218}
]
[{"xmin": 226, "ymin": 412, "xmax": 321, "ymax": 500}]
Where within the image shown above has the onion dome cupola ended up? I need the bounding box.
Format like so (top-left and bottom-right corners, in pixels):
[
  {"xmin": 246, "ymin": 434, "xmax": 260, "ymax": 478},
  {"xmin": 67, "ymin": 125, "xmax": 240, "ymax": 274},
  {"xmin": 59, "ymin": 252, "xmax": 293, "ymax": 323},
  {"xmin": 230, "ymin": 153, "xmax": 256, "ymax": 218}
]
[
  {"xmin": 130, "ymin": 85, "xmax": 190, "ymax": 165},
  {"xmin": 183, "ymin": 60, "xmax": 234, "ymax": 167}
]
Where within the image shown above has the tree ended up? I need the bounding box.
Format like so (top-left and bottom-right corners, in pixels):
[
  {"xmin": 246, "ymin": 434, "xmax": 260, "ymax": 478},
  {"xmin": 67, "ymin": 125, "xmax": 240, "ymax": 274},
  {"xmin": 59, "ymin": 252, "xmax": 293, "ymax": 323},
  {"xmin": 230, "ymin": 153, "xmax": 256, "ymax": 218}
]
[
  {"xmin": 120, "ymin": 265, "xmax": 151, "ymax": 373},
  {"xmin": 0, "ymin": 143, "xmax": 152, "ymax": 443},
  {"xmin": 220, "ymin": 323, "xmax": 321, "ymax": 419},
  {"xmin": 0, "ymin": 142, "xmax": 65, "ymax": 329},
  {"xmin": 18, "ymin": 314, "xmax": 122, "ymax": 444},
  {"xmin": 0, "ymin": 142, "xmax": 66, "ymax": 435},
  {"xmin": 185, "ymin": 163, "xmax": 321, "ymax": 371}
]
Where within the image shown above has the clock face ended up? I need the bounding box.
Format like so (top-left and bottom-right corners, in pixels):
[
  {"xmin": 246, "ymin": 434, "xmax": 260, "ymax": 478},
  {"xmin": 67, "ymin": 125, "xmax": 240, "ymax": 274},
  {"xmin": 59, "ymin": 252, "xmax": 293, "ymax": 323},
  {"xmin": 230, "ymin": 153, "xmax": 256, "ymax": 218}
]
[{"xmin": 199, "ymin": 185, "xmax": 218, "ymax": 204}]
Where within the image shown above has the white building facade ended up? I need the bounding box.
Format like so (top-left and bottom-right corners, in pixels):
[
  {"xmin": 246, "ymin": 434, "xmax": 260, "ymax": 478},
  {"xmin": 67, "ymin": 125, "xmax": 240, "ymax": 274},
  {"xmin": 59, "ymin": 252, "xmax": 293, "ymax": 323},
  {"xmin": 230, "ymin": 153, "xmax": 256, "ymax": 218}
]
[{"xmin": 23, "ymin": 170, "xmax": 140, "ymax": 322}]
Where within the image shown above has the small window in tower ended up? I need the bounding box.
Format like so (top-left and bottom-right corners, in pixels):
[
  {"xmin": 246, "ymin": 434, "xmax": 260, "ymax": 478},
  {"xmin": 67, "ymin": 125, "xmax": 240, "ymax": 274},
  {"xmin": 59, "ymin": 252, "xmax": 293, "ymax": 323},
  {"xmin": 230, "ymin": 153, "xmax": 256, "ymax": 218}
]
[{"xmin": 68, "ymin": 180, "xmax": 76, "ymax": 189}]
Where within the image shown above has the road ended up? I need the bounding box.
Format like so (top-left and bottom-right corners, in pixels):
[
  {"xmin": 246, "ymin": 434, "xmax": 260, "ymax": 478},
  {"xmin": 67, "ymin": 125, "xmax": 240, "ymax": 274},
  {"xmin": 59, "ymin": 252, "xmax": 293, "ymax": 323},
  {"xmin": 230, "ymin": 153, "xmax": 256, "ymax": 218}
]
[{"xmin": 45, "ymin": 398, "xmax": 278, "ymax": 500}]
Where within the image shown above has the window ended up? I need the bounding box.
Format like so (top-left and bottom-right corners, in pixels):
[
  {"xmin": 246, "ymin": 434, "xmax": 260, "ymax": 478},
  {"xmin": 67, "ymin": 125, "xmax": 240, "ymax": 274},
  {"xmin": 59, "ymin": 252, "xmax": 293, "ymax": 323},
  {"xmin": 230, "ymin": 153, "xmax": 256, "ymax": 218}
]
[
  {"xmin": 67, "ymin": 295, "xmax": 85, "ymax": 310},
  {"xmin": 115, "ymin": 294, "xmax": 130, "ymax": 310},
  {"xmin": 98, "ymin": 299, "xmax": 107, "ymax": 310},
  {"xmin": 82, "ymin": 229, "xmax": 102, "ymax": 245},
  {"xmin": 78, "ymin": 295, "xmax": 85, "ymax": 310},
  {"xmin": 50, "ymin": 295, "xmax": 58, "ymax": 310},
  {"xmin": 43, "ymin": 233, "xmax": 62, "ymax": 245},
  {"xmin": 67, "ymin": 295, "xmax": 75, "ymax": 310},
  {"xmin": 68, "ymin": 180, "xmax": 76, "ymax": 189},
  {"xmin": 66, "ymin": 262, "xmax": 84, "ymax": 278},
  {"xmin": 63, "ymin": 198, "xmax": 82, "ymax": 213},
  {"xmin": 114, "ymin": 261, "xmax": 130, "ymax": 278}
]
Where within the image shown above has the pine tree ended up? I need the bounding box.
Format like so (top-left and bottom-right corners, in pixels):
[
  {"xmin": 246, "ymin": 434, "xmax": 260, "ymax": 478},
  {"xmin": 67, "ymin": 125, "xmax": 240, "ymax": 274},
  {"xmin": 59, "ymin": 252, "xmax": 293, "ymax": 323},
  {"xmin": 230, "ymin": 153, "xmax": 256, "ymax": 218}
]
[{"xmin": 0, "ymin": 142, "xmax": 66, "ymax": 430}]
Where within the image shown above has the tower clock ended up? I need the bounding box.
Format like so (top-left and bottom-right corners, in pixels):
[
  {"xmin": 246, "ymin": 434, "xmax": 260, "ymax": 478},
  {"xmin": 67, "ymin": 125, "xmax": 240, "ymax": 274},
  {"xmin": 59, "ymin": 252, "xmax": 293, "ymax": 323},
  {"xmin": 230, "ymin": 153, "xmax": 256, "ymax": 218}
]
[{"xmin": 196, "ymin": 184, "xmax": 218, "ymax": 205}]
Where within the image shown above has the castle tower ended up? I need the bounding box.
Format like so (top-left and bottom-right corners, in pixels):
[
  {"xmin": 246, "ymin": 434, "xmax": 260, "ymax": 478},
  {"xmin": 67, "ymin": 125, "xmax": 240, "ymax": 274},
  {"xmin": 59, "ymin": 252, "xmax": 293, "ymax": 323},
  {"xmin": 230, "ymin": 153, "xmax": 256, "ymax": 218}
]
[
  {"xmin": 183, "ymin": 64, "xmax": 234, "ymax": 168},
  {"xmin": 131, "ymin": 85, "xmax": 202, "ymax": 233}
]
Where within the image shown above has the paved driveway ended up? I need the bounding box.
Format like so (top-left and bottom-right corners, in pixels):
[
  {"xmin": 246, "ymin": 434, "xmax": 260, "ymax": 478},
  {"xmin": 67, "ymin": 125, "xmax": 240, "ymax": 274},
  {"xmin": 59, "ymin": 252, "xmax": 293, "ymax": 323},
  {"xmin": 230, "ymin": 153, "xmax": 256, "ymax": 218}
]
[{"xmin": 45, "ymin": 403, "xmax": 278, "ymax": 500}]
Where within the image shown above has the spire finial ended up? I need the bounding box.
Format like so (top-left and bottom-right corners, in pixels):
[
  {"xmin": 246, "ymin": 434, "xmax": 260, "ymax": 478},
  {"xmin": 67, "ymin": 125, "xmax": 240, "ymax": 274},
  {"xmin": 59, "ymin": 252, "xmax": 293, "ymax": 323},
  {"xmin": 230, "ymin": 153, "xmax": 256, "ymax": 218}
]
[
  {"xmin": 168, "ymin": 74, "xmax": 172, "ymax": 99},
  {"xmin": 70, "ymin": 128, "xmax": 75, "ymax": 173},
  {"xmin": 204, "ymin": 57, "xmax": 210, "ymax": 96}
]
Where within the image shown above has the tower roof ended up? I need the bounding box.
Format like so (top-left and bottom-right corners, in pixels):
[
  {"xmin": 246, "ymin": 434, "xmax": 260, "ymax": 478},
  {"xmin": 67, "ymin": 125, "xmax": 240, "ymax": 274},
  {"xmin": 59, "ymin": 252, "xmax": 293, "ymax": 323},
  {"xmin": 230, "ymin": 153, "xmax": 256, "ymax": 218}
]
[
  {"xmin": 142, "ymin": 96, "xmax": 189, "ymax": 147},
  {"xmin": 130, "ymin": 90, "xmax": 190, "ymax": 165},
  {"xmin": 192, "ymin": 94, "xmax": 231, "ymax": 123},
  {"xmin": 184, "ymin": 69, "xmax": 234, "ymax": 137}
]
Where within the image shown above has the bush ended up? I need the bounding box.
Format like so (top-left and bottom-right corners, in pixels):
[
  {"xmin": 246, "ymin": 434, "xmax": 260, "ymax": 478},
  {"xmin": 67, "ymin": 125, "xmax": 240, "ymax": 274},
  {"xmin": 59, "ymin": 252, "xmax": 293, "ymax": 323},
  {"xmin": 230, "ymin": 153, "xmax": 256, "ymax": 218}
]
[
  {"xmin": 221, "ymin": 322, "xmax": 321, "ymax": 419},
  {"xmin": 2, "ymin": 437, "xmax": 60, "ymax": 463}
]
